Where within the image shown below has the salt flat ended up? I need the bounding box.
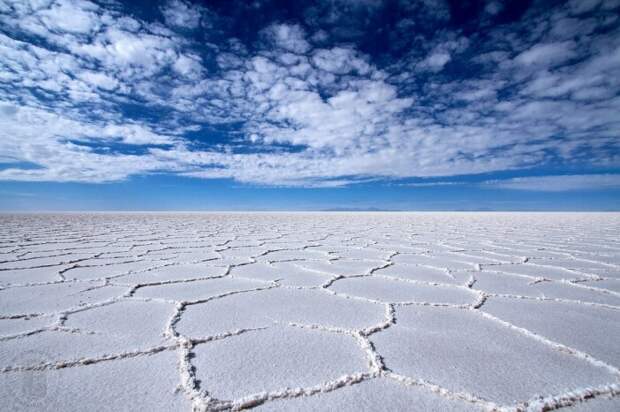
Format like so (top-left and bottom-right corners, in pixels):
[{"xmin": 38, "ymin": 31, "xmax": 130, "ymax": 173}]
[{"xmin": 0, "ymin": 213, "xmax": 619, "ymax": 411}]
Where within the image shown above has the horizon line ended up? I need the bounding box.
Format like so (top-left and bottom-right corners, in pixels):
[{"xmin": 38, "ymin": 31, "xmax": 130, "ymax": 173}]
[{"xmin": 1, "ymin": 210, "xmax": 619, "ymax": 214}]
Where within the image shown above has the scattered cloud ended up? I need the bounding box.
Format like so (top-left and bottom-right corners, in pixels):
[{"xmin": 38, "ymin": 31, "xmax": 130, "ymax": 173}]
[
  {"xmin": 263, "ymin": 23, "xmax": 310, "ymax": 54},
  {"xmin": 161, "ymin": 0, "xmax": 203, "ymax": 29},
  {"xmin": 399, "ymin": 181, "xmax": 463, "ymax": 187},
  {"xmin": 482, "ymin": 174, "xmax": 620, "ymax": 191},
  {"xmin": 0, "ymin": 0, "xmax": 618, "ymax": 186},
  {"xmin": 514, "ymin": 41, "xmax": 577, "ymax": 67}
]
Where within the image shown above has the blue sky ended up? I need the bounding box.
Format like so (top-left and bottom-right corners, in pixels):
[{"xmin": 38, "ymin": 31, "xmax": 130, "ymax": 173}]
[{"xmin": 0, "ymin": 0, "xmax": 619, "ymax": 210}]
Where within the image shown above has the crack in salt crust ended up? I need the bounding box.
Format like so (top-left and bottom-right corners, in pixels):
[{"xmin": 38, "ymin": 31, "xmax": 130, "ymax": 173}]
[{"xmin": 0, "ymin": 212, "xmax": 619, "ymax": 411}]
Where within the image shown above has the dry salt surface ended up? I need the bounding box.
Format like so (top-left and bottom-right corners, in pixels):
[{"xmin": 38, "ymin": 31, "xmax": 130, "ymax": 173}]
[{"xmin": 0, "ymin": 213, "xmax": 619, "ymax": 412}]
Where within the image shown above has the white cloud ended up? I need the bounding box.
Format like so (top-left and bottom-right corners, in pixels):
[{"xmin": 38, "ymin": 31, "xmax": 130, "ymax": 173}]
[
  {"xmin": 311, "ymin": 47, "xmax": 370, "ymax": 74},
  {"xmin": 401, "ymin": 181, "xmax": 463, "ymax": 187},
  {"xmin": 100, "ymin": 124, "xmax": 174, "ymax": 145},
  {"xmin": 514, "ymin": 41, "xmax": 577, "ymax": 67},
  {"xmin": 77, "ymin": 70, "xmax": 119, "ymax": 90},
  {"xmin": 161, "ymin": 0, "xmax": 202, "ymax": 29},
  {"xmin": 0, "ymin": 0, "xmax": 618, "ymax": 188},
  {"xmin": 173, "ymin": 54, "xmax": 204, "ymax": 78},
  {"xmin": 483, "ymin": 175, "xmax": 620, "ymax": 191},
  {"xmin": 38, "ymin": 0, "xmax": 100, "ymax": 34},
  {"xmin": 264, "ymin": 24, "xmax": 310, "ymax": 54},
  {"xmin": 420, "ymin": 51, "xmax": 451, "ymax": 71},
  {"xmin": 80, "ymin": 28, "xmax": 178, "ymax": 71},
  {"xmin": 417, "ymin": 38, "xmax": 468, "ymax": 72}
]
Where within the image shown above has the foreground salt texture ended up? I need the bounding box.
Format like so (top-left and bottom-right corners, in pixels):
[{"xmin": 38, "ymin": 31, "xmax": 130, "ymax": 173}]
[{"xmin": 0, "ymin": 213, "xmax": 619, "ymax": 411}]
